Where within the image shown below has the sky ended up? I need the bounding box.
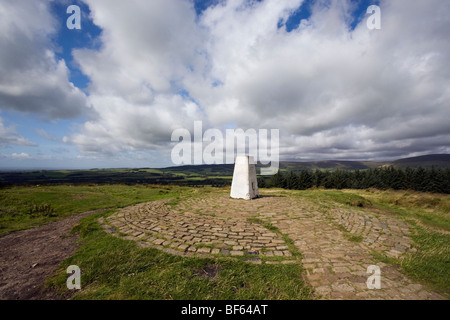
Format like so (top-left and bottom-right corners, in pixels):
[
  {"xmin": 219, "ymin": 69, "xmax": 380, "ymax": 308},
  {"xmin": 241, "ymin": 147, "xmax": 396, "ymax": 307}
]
[{"xmin": 0, "ymin": 0, "xmax": 449, "ymax": 170}]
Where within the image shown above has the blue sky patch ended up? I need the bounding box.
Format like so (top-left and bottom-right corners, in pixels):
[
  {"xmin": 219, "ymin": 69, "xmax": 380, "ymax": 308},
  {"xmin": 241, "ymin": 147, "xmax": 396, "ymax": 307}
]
[{"xmin": 50, "ymin": 0, "xmax": 102, "ymax": 90}]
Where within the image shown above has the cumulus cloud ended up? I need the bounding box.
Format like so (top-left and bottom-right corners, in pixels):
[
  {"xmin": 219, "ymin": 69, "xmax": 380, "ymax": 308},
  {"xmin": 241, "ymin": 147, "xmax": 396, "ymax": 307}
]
[
  {"xmin": 65, "ymin": 94, "xmax": 204, "ymax": 155},
  {"xmin": 0, "ymin": 117, "xmax": 36, "ymax": 147},
  {"xmin": 193, "ymin": 0, "xmax": 450, "ymax": 159},
  {"xmin": 0, "ymin": 0, "xmax": 88, "ymax": 119},
  {"xmin": 66, "ymin": 0, "xmax": 450, "ymax": 161},
  {"xmin": 11, "ymin": 152, "xmax": 32, "ymax": 160},
  {"xmin": 65, "ymin": 0, "xmax": 206, "ymax": 155}
]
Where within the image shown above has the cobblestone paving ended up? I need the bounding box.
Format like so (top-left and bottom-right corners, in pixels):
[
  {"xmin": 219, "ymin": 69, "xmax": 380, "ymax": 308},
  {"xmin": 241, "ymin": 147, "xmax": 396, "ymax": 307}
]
[
  {"xmin": 101, "ymin": 190, "xmax": 445, "ymax": 300},
  {"xmin": 102, "ymin": 198, "xmax": 296, "ymax": 262}
]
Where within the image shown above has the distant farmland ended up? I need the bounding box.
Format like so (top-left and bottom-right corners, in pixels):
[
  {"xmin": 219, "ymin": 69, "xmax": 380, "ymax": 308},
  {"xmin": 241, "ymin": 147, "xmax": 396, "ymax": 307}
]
[{"xmin": 1, "ymin": 154, "xmax": 449, "ymax": 188}]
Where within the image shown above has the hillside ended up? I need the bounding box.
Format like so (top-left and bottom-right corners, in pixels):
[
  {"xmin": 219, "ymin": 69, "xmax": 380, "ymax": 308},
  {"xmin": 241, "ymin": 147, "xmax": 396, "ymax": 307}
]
[
  {"xmin": 280, "ymin": 160, "xmax": 383, "ymax": 171},
  {"xmin": 391, "ymin": 154, "xmax": 450, "ymax": 168},
  {"xmin": 281, "ymin": 154, "xmax": 450, "ymax": 170}
]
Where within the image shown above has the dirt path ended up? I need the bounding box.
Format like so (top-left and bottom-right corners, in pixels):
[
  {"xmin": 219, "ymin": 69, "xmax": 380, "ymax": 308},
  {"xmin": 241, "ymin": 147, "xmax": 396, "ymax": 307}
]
[{"xmin": 0, "ymin": 209, "xmax": 107, "ymax": 300}]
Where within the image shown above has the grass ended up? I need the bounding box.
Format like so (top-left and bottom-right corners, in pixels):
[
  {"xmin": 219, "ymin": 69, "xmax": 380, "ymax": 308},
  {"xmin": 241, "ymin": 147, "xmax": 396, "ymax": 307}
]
[
  {"xmin": 297, "ymin": 189, "xmax": 373, "ymax": 208},
  {"xmin": 0, "ymin": 184, "xmax": 184, "ymax": 236},
  {"xmin": 247, "ymin": 217, "xmax": 263, "ymax": 224},
  {"xmin": 263, "ymin": 222, "xmax": 279, "ymax": 233},
  {"xmin": 347, "ymin": 234, "xmax": 364, "ymax": 243},
  {"xmin": 401, "ymin": 225, "xmax": 450, "ymax": 295},
  {"xmin": 335, "ymin": 224, "xmax": 364, "ymax": 243},
  {"xmin": 47, "ymin": 211, "xmax": 312, "ymax": 300}
]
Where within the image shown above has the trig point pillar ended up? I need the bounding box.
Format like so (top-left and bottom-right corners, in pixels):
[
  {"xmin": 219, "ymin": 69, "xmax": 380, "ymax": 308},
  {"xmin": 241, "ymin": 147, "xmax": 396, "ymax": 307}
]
[{"xmin": 230, "ymin": 155, "xmax": 259, "ymax": 200}]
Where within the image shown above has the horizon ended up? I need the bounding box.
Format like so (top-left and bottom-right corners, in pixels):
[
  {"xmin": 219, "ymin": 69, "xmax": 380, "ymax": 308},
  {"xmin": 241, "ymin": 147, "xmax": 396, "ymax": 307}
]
[
  {"xmin": 1, "ymin": 0, "xmax": 449, "ymax": 170},
  {"xmin": 1, "ymin": 152, "xmax": 447, "ymax": 172}
]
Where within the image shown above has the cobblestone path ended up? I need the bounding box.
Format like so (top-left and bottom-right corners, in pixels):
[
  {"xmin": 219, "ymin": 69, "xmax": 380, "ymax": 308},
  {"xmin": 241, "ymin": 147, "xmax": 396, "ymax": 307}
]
[{"xmin": 101, "ymin": 190, "xmax": 445, "ymax": 300}]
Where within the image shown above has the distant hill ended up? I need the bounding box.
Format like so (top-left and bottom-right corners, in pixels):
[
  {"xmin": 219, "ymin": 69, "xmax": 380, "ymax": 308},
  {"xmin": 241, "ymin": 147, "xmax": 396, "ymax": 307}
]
[
  {"xmin": 162, "ymin": 164, "xmax": 234, "ymax": 175},
  {"xmin": 280, "ymin": 154, "xmax": 450, "ymax": 170},
  {"xmin": 163, "ymin": 160, "xmax": 383, "ymax": 174},
  {"xmin": 391, "ymin": 154, "xmax": 450, "ymax": 168},
  {"xmin": 279, "ymin": 160, "xmax": 384, "ymax": 171}
]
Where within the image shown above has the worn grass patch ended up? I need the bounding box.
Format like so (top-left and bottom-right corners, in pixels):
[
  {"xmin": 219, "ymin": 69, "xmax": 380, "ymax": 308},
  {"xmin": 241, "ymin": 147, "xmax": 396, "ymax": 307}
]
[
  {"xmin": 247, "ymin": 217, "xmax": 263, "ymax": 224},
  {"xmin": 334, "ymin": 224, "xmax": 363, "ymax": 243},
  {"xmin": 247, "ymin": 217, "xmax": 300, "ymax": 258},
  {"xmin": 347, "ymin": 234, "xmax": 363, "ymax": 243},
  {"xmin": 263, "ymin": 222, "xmax": 280, "ymax": 233}
]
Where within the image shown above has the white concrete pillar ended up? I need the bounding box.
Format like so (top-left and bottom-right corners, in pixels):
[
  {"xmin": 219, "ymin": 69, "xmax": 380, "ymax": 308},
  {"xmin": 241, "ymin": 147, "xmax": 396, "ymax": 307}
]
[{"xmin": 230, "ymin": 155, "xmax": 259, "ymax": 200}]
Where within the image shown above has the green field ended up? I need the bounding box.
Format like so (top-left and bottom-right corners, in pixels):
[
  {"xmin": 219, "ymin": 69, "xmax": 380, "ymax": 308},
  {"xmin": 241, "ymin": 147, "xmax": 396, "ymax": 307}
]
[
  {"xmin": 0, "ymin": 184, "xmax": 188, "ymax": 236},
  {"xmin": 0, "ymin": 167, "xmax": 234, "ymax": 187}
]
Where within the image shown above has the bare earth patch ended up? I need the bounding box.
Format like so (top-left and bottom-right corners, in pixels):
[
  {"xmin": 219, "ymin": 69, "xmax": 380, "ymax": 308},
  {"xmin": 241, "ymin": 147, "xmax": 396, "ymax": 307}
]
[{"xmin": 0, "ymin": 209, "xmax": 107, "ymax": 300}]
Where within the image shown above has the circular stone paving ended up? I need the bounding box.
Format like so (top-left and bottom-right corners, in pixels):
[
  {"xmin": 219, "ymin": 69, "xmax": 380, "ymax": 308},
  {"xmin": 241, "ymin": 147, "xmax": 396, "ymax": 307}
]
[
  {"xmin": 332, "ymin": 207, "xmax": 414, "ymax": 259},
  {"xmin": 100, "ymin": 190, "xmax": 445, "ymax": 299},
  {"xmin": 101, "ymin": 194, "xmax": 298, "ymax": 264}
]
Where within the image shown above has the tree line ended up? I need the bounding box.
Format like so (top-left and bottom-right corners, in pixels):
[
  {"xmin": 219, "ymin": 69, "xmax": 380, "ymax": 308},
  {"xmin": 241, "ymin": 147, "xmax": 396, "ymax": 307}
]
[{"xmin": 258, "ymin": 167, "xmax": 450, "ymax": 194}]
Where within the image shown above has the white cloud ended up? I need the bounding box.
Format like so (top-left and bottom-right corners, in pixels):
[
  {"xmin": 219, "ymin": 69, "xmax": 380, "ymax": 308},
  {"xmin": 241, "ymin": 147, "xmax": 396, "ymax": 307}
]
[
  {"xmin": 0, "ymin": 0, "xmax": 88, "ymax": 119},
  {"xmin": 0, "ymin": 117, "xmax": 36, "ymax": 147},
  {"xmin": 11, "ymin": 152, "xmax": 32, "ymax": 160},
  {"xmin": 64, "ymin": 0, "xmax": 206, "ymax": 155},
  {"xmin": 61, "ymin": 0, "xmax": 450, "ymax": 161}
]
